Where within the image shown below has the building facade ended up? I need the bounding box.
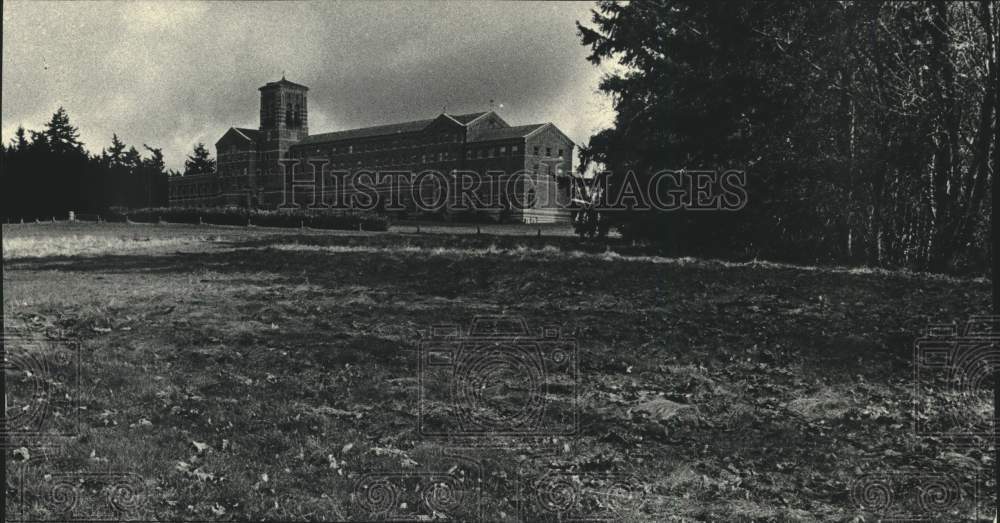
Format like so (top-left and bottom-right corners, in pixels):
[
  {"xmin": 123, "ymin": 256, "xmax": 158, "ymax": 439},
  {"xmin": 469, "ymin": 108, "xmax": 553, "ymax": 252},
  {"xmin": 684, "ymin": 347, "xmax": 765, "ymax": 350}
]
[{"xmin": 169, "ymin": 78, "xmax": 574, "ymax": 223}]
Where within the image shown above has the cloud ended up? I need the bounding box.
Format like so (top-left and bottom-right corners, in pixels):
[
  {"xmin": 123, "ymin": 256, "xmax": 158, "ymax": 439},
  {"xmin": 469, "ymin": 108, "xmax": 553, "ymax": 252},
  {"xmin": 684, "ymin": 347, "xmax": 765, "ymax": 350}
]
[
  {"xmin": 2, "ymin": 1, "xmax": 615, "ymax": 170},
  {"xmin": 122, "ymin": 3, "xmax": 208, "ymax": 33}
]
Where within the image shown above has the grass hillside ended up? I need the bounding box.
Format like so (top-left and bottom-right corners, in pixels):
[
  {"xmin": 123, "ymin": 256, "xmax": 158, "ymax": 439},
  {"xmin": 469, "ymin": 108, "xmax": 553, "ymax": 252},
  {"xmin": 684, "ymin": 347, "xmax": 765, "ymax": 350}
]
[{"xmin": 3, "ymin": 222, "xmax": 995, "ymax": 521}]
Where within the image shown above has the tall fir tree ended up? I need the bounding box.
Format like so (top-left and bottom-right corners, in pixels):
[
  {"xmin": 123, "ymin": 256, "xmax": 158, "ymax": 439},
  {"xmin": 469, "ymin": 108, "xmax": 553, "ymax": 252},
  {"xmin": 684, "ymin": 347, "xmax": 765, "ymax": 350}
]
[{"xmin": 184, "ymin": 142, "xmax": 216, "ymax": 176}]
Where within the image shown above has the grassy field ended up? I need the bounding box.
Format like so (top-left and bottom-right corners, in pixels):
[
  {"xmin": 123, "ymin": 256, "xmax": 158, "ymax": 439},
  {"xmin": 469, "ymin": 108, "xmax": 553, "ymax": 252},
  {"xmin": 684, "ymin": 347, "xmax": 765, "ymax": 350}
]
[{"xmin": 3, "ymin": 221, "xmax": 995, "ymax": 521}]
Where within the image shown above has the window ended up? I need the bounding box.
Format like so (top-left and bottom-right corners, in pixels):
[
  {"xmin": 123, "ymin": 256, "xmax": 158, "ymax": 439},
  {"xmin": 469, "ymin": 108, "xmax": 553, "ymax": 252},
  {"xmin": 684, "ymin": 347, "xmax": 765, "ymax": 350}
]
[
  {"xmin": 558, "ymin": 148, "xmax": 564, "ymax": 157},
  {"xmin": 499, "ymin": 146, "xmax": 507, "ymax": 155},
  {"xmin": 546, "ymin": 147, "xmax": 552, "ymax": 156},
  {"xmin": 466, "ymin": 150, "xmax": 472, "ymax": 160},
  {"xmin": 489, "ymin": 148, "xmax": 496, "ymax": 158},
  {"xmin": 534, "ymin": 146, "xmax": 540, "ymax": 155},
  {"xmin": 478, "ymin": 149, "xmax": 485, "ymax": 159},
  {"xmin": 512, "ymin": 145, "xmax": 519, "ymax": 153},
  {"xmin": 348, "ymin": 145, "xmax": 354, "ymax": 154}
]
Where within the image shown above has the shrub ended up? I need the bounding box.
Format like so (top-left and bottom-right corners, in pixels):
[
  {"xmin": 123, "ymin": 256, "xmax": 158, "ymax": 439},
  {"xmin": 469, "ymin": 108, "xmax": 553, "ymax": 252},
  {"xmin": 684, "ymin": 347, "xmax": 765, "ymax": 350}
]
[{"xmin": 103, "ymin": 207, "xmax": 389, "ymax": 231}]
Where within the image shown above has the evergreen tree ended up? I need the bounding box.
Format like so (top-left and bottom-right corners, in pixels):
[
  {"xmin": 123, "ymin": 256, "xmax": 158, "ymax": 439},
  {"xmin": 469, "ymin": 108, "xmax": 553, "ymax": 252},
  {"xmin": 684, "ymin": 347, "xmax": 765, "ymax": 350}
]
[
  {"xmin": 105, "ymin": 133, "xmax": 127, "ymax": 167},
  {"xmin": 123, "ymin": 146, "xmax": 142, "ymax": 170},
  {"xmin": 42, "ymin": 107, "xmax": 84, "ymax": 155},
  {"xmin": 9, "ymin": 126, "xmax": 29, "ymax": 152},
  {"xmin": 184, "ymin": 142, "xmax": 216, "ymax": 175},
  {"xmin": 143, "ymin": 144, "xmax": 165, "ymax": 173},
  {"xmin": 577, "ymin": 0, "xmax": 997, "ymax": 272}
]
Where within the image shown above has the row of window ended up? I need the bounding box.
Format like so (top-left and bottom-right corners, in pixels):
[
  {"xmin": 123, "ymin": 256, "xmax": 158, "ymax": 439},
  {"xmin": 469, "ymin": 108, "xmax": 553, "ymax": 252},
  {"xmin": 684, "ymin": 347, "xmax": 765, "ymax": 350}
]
[
  {"xmin": 290, "ymin": 150, "xmax": 459, "ymax": 168},
  {"xmin": 532, "ymin": 146, "xmax": 566, "ymax": 158},
  {"xmin": 313, "ymin": 132, "xmax": 463, "ymax": 155},
  {"xmin": 465, "ymin": 144, "xmax": 520, "ymax": 159}
]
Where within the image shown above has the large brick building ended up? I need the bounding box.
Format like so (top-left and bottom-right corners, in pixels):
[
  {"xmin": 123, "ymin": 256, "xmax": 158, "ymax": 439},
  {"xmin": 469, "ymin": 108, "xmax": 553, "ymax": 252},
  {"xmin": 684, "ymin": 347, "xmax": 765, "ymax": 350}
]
[{"xmin": 169, "ymin": 78, "xmax": 574, "ymax": 222}]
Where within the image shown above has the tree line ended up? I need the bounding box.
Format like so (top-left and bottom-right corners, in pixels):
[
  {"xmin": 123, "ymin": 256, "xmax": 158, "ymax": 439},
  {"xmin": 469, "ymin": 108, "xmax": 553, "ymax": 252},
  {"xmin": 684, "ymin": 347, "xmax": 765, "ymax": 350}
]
[
  {"xmin": 2, "ymin": 108, "xmax": 217, "ymax": 220},
  {"xmin": 577, "ymin": 0, "xmax": 998, "ymax": 274}
]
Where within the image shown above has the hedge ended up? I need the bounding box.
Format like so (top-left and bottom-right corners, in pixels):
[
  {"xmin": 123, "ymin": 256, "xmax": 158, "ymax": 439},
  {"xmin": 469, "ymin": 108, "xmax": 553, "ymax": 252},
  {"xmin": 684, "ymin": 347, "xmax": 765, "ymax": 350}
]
[{"xmin": 106, "ymin": 207, "xmax": 389, "ymax": 231}]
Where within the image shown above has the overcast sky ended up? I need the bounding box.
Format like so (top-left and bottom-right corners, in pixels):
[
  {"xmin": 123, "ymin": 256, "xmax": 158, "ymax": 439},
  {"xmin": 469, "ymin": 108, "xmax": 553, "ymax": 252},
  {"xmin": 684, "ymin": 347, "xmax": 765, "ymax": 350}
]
[{"xmin": 2, "ymin": 1, "xmax": 616, "ymax": 170}]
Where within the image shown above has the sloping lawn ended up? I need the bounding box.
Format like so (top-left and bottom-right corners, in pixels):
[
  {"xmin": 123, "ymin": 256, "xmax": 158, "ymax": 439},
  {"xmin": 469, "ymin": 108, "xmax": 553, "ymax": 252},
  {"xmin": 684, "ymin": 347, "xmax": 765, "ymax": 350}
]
[{"xmin": 3, "ymin": 222, "xmax": 995, "ymax": 521}]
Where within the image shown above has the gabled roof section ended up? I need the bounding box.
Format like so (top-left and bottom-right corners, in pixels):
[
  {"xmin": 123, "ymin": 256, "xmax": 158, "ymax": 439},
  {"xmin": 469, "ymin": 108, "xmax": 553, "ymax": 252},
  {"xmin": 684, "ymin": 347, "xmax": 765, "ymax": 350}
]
[
  {"xmin": 450, "ymin": 112, "xmax": 488, "ymax": 124},
  {"xmin": 428, "ymin": 113, "xmax": 465, "ymax": 128},
  {"xmin": 233, "ymin": 128, "xmax": 261, "ymax": 142},
  {"xmin": 464, "ymin": 111, "xmax": 510, "ymax": 128},
  {"xmin": 468, "ymin": 123, "xmax": 548, "ymax": 143},
  {"xmin": 525, "ymin": 122, "xmax": 576, "ymax": 145},
  {"xmin": 216, "ymin": 127, "xmax": 260, "ymax": 147},
  {"xmin": 259, "ymin": 77, "xmax": 309, "ymax": 91},
  {"xmin": 297, "ymin": 117, "xmax": 437, "ymax": 146}
]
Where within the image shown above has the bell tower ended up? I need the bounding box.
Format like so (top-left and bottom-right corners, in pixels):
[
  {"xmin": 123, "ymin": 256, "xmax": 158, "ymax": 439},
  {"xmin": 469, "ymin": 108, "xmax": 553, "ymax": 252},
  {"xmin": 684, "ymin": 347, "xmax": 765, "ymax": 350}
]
[{"xmin": 258, "ymin": 76, "xmax": 308, "ymax": 175}]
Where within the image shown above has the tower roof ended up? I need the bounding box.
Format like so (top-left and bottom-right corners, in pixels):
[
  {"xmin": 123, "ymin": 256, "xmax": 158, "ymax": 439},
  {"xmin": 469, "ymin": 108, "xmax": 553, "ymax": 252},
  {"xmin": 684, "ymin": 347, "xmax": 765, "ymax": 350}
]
[{"xmin": 259, "ymin": 76, "xmax": 309, "ymax": 91}]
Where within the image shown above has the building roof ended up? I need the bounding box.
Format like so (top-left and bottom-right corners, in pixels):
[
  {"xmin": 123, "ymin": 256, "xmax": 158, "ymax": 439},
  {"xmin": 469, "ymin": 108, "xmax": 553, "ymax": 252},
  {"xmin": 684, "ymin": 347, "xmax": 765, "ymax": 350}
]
[
  {"xmin": 259, "ymin": 77, "xmax": 309, "ymax": 91},
  {"xmin": 216, "ymin": 127, "xmax": 262, "ymax": 147},
  {"xmin": 290, "ymin": 110, "xmax": 565, "ymax": 147},
  {"xmin": 233, "ymin": 128, "xmax": 262, "ymax": 142},
  {"xmin": 297, "ymin": 111, "xmax": 497, "ymax": 146},
  {"xmin": 451, "ymin": 112, "xmax": 488, "ymax": 124},
  {"xmin": 297, "ymin": 117, "xmax": 437, "ymax": 145},
  {"xmin": 468, "ymin": 123, "xmax": 548, "ymax": 143}
]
